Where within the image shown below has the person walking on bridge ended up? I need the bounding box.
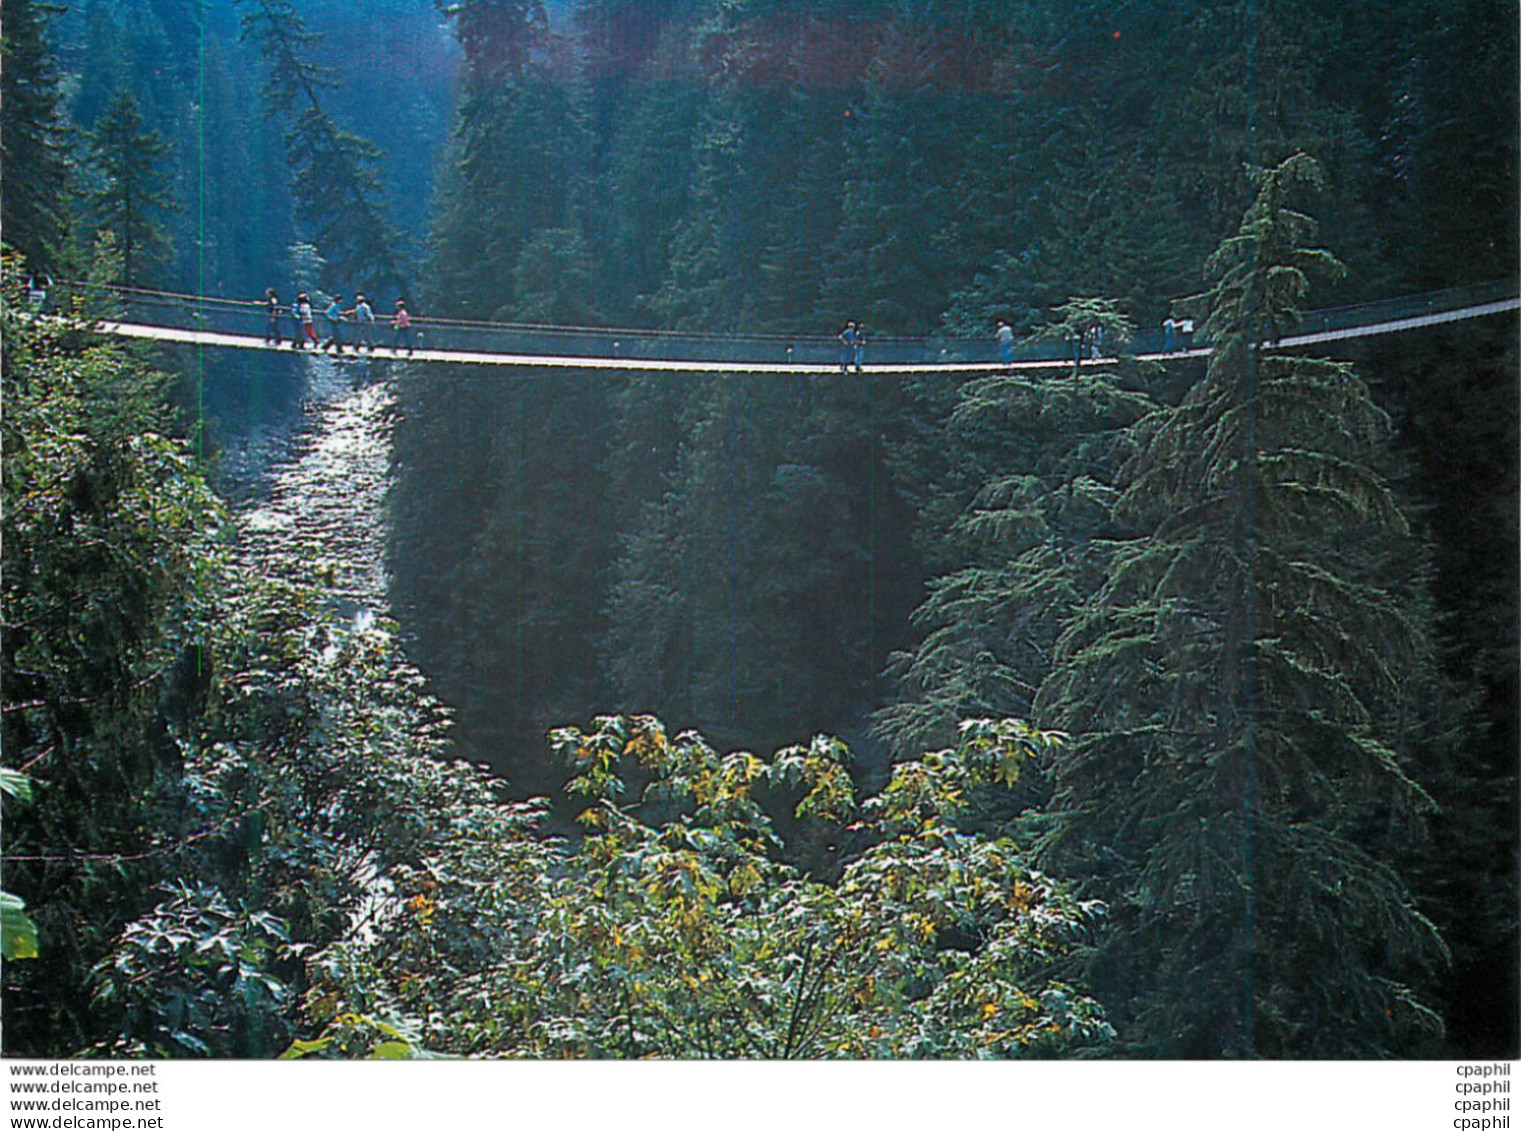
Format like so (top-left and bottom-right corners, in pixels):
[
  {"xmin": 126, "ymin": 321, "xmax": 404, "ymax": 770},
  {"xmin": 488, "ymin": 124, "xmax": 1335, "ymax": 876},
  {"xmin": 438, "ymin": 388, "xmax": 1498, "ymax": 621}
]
[
  {"xmin": 997, "ymin": 319, "xmax": 1015, "ymax": 365},
  {"xmin": 351, "ymin": 293, "xmax": 375, "ymax": 351},
  {"xmin": 839, "ymin": 320, "xmax": 865, "ymax": 373},
  {"xmin": 391, "ymin": 299, "xmax": 414, "ymax": 355},
  {"xmin": 294, "ymin": 293, "xmax": 318, "ymax": 349},
  {"xmin": 323, "ymin": 293, "xmax": 349, "ymax": 353},
  {"xmin": 264, "ymin": 288, "xmax": 283, "ymax": 346}
]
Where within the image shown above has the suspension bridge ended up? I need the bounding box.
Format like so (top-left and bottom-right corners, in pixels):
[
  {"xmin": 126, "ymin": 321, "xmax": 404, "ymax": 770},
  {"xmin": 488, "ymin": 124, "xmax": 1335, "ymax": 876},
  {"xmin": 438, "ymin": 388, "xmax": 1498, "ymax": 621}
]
[{"xmin": 28, "ymin": 278, "xmax": 1519, "ymax": 374}]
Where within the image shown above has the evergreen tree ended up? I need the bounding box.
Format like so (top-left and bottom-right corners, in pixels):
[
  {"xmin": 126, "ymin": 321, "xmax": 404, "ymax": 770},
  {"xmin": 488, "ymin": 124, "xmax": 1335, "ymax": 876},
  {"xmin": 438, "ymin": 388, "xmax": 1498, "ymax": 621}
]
[
  {"xmin": 604, "ymin": 372, "xmax": 920, "ymax": 755},
  {"xmin": 427, "ymin": 0, "xmax": 591, "ymax": 318},
  {"xmin": 388, "ymin": 368, "xmax": 617, "ymax": 798},
  {"xmin": 1, "ymin": 0, "xmax": 72, "ymax": 266},
  {"xmin": 1375, "ymin": 317, "xmax": 1521, "ymax": 1058},
  {"xmin": 749, "ymin": 69, "xmax": 850, "ymax": 334},
  {"xmin": 574, "ymin": 0, "xmax": 693, "ymax": 151},
  {"xmin": 239, "ymin": 0, "xmax": 404, "ymax": 292},
  {"xmin": 645, "ymin": 101, "xmax": 749, "ymax": 330},
  {"xmin": 192, "ymin": 38, "xmax": 284, "ymax": 292},
  {"xmin": 70, "ymin": 0, "xmax": 125, "ymax": 130},
  {"xmin": 597, "ymin": 73, "xmax": 702, "ymax": 322},
  {"xmin": 439, "ymin": 0, "xmax": 546, "ymax": 79},
  {"xmin": 1034, "ymin": 296, "xmax": 1137, "ymax": 374},
  {"xmin": 86, "ymin": 90, "xmax": 179, "ymax": 286},
  {"xmin": 512, "ymin": 228, "xmax": 601, "ymax": 324},
  {"xmin": 817, "ymin": 1, "xmax": 989, "ymax": 333},
  {"xmin": 1394, "ymin": 0, "xmax": 1519, "ymax": 288},
  {"xmin": 874, "ymin": 364, "xmax": 1153, "ymax": 759},
  {"xmin": 117, "ymin": 2, "xmax": 178, "ymax": 130},
  {"xmin": 1035, "ymin": 154, "xmax": 1448, "ymax": 1056}
]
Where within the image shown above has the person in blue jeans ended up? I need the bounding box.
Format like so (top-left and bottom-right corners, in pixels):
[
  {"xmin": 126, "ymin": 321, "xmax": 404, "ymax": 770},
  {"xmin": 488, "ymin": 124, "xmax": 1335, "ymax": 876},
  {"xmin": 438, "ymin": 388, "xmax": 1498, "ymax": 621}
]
[
  {"xmin": 350, "ymin": 293, "xmax": 375, "ymax": 350},
  {"xmin": 838, "ymin": 320, "xmax": 858, "ymax": 372},
  {"xmin": 997, "ymin": 319, "xmax": 1015, "ymax": 364},
  {"xmin": 323, "ymin": 294, "xmax": 348, "ymax": 352}
]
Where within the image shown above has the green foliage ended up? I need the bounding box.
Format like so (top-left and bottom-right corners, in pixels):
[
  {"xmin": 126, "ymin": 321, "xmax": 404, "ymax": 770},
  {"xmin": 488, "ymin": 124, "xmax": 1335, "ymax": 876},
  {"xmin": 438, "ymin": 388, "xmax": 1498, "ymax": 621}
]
[
  {"xmin": 0, "ymin": 892, "xmax": 40, "ymax": 963},
  {"xmin": 1034, "ymin": 298, "xmax": 1138, "ymax": 373},
  {"xmin": 421, "ymin": 0, "xmax": 1483, "ymax": 335},
  {"xmin": 4, "ymin": 0, "xmax": 1515, "ymax": 1065},
  {"xmin": 388, "ymin": 368, "xmax": 617, "ymax": 795},
  {"xmin": 293, "ymin": 713, "xmax": 1109, "ymax": 1059},
  {"xmin": 75, "ymin": 554, "xmax": 530, "ymax": 1058},
  {"xmin": 1191, "ymin": 151, "xmax": 1347, "ymax": 367},
  {"xmin": 3, "ymin": 265, "xmax": 1111, "ymax": 1060},
  {"xmin": 427, "ymin": 1, "xmax": 585, "ymax": 319},
  {"xmin": 1373, "ymin": 313, "xmax": 1520, "ymax": 1056},
  {"xmin": 600, "ymin": 373, "xmax": 921, "ymax": 755},
  {"xmin": 876, "ymin": 365, "xmax": 1153, "ymax": 758},
  {"xmin": 1, "ymin": 263, "xmax": 223, "ymax": 1053},
  {"xmin": 0, "ymin": 0, "xmax": 72, "ymax": 265},
  {"xmin": 239, "ymin": 0, "xmax": 404, "ymax": 291},
  {"xmin": 71, "ymin": 0, "xmax": 127, "ymax": 130},
  {"xmin": 436, "ymin": 0, "xmax": 547, "ymax": 81},
  {"xmin": 89, "ymin": 883, "xmax": 291, "ymax": 1057},
  {"xmin": 428, "ymin": 78, "xmax": 591, "ymax": 318},
  {"xmin": 1034, "ymin": 157, "xmax": 1449, "ymax": 1057},
  {"xmin": 85, "ymin": 89, "xmax": 178, "ymax": 285},
  {"xmin": 1, "ymin": 770, "xmax": 40, "ymax": 962},
  {"xmin": 399, "ymin": 18, "xmax": 1515, "ymax": 1059},
  {"xmin": 512, "ymin": 228, "xmax": 601, "ymax": 324}
]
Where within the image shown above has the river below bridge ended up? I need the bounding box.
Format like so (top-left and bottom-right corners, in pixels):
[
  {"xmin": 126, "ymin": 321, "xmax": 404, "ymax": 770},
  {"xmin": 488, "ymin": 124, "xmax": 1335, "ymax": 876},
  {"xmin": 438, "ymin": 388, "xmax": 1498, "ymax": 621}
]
[{"xmin": 227, "ymin": 355, "xmax": 395, "ymax": 625}]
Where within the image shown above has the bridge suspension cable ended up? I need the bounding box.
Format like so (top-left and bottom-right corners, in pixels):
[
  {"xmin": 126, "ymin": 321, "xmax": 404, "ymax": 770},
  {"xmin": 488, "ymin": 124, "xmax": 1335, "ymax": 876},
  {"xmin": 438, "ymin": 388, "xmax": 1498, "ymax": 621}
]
[{"xmin": 25, "ymin": 278, "xmax": 1519, "ymax": 375}]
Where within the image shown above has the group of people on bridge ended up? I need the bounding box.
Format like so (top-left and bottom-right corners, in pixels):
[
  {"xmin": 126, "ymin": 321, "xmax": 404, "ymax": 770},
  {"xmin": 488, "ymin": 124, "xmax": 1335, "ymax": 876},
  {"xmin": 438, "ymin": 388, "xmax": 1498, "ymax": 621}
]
[
  {"xmin": 251, "ymin": 292, "xmax": 1201, "ymax": 368},
  {"xmin": 838, "ymin": 320, "xmax": 867, "ymax": 372},
  {"xmin": 264, "ymin": 289, "xmax": 415, "ymax": 355}
]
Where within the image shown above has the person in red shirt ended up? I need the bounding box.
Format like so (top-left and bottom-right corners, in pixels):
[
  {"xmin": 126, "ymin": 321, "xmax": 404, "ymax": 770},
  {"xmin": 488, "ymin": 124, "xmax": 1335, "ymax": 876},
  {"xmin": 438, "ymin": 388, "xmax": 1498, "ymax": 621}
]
[{"xmin": 391, "ymin": 299, "xmax": 413, "ymax": 355}]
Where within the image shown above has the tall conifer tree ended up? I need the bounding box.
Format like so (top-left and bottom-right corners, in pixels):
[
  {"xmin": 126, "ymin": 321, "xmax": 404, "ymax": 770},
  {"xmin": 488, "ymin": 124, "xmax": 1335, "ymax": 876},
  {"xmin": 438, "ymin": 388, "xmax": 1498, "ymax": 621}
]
[
  {"xmin": 239, "ymin": 0, "xmax": 403, "ymax": 291},
  {"xmin": 425, "ymin": 0, "xmax": 596, "ymax": 318},
  {"xmin": 71, "ymin": 0, "xmax": 125, "ymax": 130},
  {"xmin": 1, "ymin": 0, "xmax": 72, "ymax": 266},
  {"xmin": 605, "ymin": 371, "xmax": 919, "ymax": 754},
  {"xmin": 875, "ymin": 365, "xmax": 1152, "ymax": 759},
  {"xmin": 87, "ymin": 90, "xmax": 178, "ymax": 286},
  {"xmin": 1036, "ymin": 154, "xmax": 1447, "ymax": 1056}
]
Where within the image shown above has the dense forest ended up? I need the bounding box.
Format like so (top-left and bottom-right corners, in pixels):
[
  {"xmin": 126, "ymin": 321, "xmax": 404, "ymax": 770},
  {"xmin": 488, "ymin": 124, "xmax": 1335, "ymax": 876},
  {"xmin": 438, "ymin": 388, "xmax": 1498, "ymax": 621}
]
[{"xmin": 1, "ymin": 0, "xmax": 1516, "ymax": 1061}]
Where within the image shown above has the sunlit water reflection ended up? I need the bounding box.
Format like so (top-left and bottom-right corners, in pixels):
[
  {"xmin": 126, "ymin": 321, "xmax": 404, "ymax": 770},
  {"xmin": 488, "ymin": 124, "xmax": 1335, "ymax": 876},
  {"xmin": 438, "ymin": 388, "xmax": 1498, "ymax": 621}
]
[{"xmin": 234, "ymin": 356, "xmax": 394, "ymax": 625}]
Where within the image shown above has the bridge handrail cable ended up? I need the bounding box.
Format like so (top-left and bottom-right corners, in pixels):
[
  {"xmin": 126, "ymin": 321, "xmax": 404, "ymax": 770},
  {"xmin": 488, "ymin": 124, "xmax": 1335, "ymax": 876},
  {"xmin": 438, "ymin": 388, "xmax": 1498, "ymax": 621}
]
[{"xmin": 32, "ymin": 276, "xmax": 1519, "ymax": 367}]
